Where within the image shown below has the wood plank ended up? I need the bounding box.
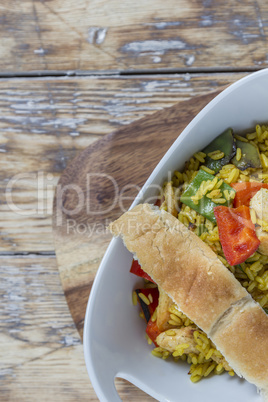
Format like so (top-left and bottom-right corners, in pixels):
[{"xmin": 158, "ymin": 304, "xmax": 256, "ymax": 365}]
[
  {"xmin": 0, "ymin": 73, "xmax": 246, "ymax": 253},
  {"xmin": 0, "ymin": 254, "xmax": 155, "ymax": 401},
  {"xmin": 0, "ymin": 1, "xmax": 267, "ymax": 73}
]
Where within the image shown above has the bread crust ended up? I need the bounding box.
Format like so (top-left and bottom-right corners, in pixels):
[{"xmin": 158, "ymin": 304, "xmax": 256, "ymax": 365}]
[
  {"xmin": 211, "ymin": 301, "xmax": 268, "ymax": 391},
  {"xmin": 109, "ymin": 203, "xmax": 268, "ymax": 397}
]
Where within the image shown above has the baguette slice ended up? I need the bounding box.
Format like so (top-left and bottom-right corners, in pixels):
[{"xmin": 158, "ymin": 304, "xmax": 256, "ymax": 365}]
[
  {"xmin": 109, "ymin": 203, "xmax": 268, "ymax": 400},
  {"xmin": 109, "ymin": 203, "xmax": 248, "ymax": 334}
]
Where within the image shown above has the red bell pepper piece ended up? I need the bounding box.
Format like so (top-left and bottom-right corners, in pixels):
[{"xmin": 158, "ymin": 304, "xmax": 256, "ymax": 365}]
[
  {"xmin": 146, "ymin": 318, "xmax": 161, "ymax": 346},
  {"xmin": 230, "ymin": 182, "xmax": 268, "ymax": 207},
  {"xmin": 214, "ymin": 205, "xmax": 260, "ymax": 265},
  {"xmin": 136, "ymin": 287, "xmax": 159, "ymax": 323},
  {"xmin": 154, "ymin": 196, "xmax": 164, "ymax": 208},
  {"xmin": 136, "ymin": 288, "xmax": 160, "ymax": 345},
  {"xmin": 130, "ymin": 259, "xmax": 155, "ymax": 283}
]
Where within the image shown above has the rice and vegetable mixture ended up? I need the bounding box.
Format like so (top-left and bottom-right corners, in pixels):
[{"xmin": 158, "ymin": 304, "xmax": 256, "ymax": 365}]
[{"xmin": 132, "ymin": 124, "xmax": 268, "ymax": 383}]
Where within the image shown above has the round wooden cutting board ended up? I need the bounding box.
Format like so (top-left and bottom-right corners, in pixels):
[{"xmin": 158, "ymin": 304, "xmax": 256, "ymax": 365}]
[{"xmin": 52, "ymin": 88, "xmax": 223, "ymax": 340}]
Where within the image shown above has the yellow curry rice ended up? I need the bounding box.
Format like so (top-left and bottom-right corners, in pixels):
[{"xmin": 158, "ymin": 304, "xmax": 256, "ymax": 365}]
[{"xmin": 141, "ymin": 124, "xmax": 268, "ymax": 383}]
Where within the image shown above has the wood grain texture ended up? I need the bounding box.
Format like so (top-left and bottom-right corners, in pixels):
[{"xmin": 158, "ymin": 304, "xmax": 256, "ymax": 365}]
[
  {"xmin": 0, "ymin": 254, "xmax": 155, "ymax": 401},
  {"xmin": 0, "ymin": 1, "xmax": 268, "ymax": 73},
  {"xmin": 53, "ymin": 89, "xmax": 223, "ymax": 339},
  {"xmin": 0, "ymin": 73, "xmax": 246, "ymax": 253}
]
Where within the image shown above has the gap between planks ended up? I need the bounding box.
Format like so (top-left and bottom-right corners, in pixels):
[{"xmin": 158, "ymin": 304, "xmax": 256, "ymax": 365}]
[
  {"xmin": 0, "ymin": 252, "xmax": 56, "ymax": 256},
  {"xmin": 0, "ymin": 66, "xmax": 262, "ymax": 79}
]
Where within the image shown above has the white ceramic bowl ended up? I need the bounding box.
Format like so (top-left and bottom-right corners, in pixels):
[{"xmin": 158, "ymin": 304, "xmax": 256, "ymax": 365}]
[{"xmin": 84, "ymin": 69, "xmax": 268, "ymax": 402}]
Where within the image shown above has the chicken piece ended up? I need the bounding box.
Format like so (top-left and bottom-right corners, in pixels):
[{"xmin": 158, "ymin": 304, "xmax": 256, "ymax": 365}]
[
  {"xmin": 156, "ymin": 288, "xmax": 174, "ymax": 331},
  {"xmin": 250, "ymin": 189, "xmax": 268, "ymax": 255},
  {"xmin": 255, "ymin": 227, "xmax": 268, "ymax": 255},
  {"xmin": 156, "ymin": 326, "xmax": 231, "ymax": 371},
  {"xmin": 163, "ymin": 182, "xmax": 178, "ymax": 217},
  {"xmin": 157, "ymin": 326, "xmax": 197, "ymax": 354},
  {"xmin": 250, "ymin": 188, "xmax": 268, "ymax": 222}
]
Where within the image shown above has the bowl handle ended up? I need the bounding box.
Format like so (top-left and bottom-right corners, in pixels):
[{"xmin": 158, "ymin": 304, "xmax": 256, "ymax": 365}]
[{"xmin": 96, "ymin": 373, "xmax": 122, "ymax": 402}]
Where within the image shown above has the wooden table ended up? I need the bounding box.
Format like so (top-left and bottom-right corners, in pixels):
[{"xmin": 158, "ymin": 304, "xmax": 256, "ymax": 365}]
[{"xmin": 1, "ymin": 1, "xmax": 267, "ymax": 400}]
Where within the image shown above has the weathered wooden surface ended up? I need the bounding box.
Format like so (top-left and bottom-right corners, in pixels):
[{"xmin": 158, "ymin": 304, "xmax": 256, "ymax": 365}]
[
  {"xmin": 0, "ymin": 73, "xmax": 245, "ymax": 254},
  {"xmin": 2, "ymin": 1, "xmax": 266, "ymax": 400},
  {"xmin": 53, "ymin": 89, "xmax": 223, "ymax": 337},
  {"xmin": 0, "ymin": 1, "xmax": 268, "ymax": 73}
]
